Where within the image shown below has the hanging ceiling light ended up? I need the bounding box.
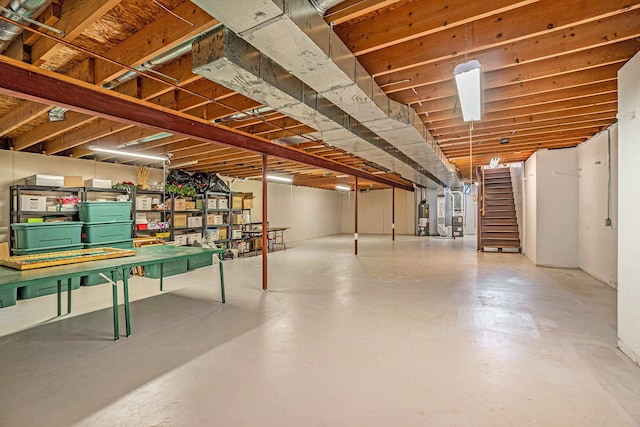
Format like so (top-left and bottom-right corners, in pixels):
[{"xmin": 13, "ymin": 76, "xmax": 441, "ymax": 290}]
[
  {"xmin": 453, "ymin": 60, "xmax": 482, "ymax": 122},
  {"xmin": 335, "ymin": 185, "xmax": 351, "ymax": 191},
  {"xmin": 489, "ymin": 156, "xmax": 500, "ymax": 168},
  {"xmin": 266, "ymin": 174, "xmax": 293, "ymax": 183},
  {"xmin": 89, "ymin": 145, "xmax": 169, "ymax": 162}
]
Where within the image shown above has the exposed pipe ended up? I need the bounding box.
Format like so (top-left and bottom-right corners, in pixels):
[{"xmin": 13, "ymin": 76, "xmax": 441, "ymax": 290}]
[
  {"xmin": 0, "ymin": 0, "xmax": 53, "ymax": 53},
  {"xmin": 309, "ymin": 0, "xmax": 345, "ymax": 15},
  {"xmin": 102, "ymin": 24, "xmax": 222, "ymax": 90}
]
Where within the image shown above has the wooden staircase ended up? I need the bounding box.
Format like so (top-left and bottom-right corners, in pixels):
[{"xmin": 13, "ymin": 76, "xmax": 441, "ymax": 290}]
[{"xmin": 478, "ymin": 168, "xmax": 521, "ymax": 252}]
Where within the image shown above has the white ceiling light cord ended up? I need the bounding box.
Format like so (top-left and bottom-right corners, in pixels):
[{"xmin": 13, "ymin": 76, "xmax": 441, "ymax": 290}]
[{"xmin": 469, "ymin": 121, "xmax": 474, "ymax": 185}]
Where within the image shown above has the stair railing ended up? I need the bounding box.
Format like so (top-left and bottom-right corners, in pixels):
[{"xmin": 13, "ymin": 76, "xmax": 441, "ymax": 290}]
[{"xmin": 476, "ymin": 166, "xmax": 483, "ymax": 251}]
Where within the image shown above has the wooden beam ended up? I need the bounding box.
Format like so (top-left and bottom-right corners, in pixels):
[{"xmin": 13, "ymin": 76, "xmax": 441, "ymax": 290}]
[
  {"xmin": 360, "ymin": 0, "xmax": 640, "ymax": 76},
  {"xmin": 402, "ymin": 63, "xmax": 620, "ymax": 105},
  {"xmin": 31, "ymin": 0, "xmax": 124, "ymax": 65},
  {"xmin": 0, "ymin": 102, "xmax": 49, "ymax": 137},
  {"xmin": 94, "ymin": 3, "xmax": 217, "ymax": 85},
  {"xmin": 324, "ymin": 0, "xmax": 402, "ymax": 25},
  {"xmin": 22, "ymin": 2, "xmax": 61, "ymax": 46},
  {"xmin": 333, "ymin": 0, "xmax": 538, "ymax": 55}
]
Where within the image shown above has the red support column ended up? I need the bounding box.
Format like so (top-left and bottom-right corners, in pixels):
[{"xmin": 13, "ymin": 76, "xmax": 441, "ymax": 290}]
[
  {"xmin": 392, "ymin": 187, "xmax": 395, "ymax": 241},
  {"xmin": 262, "ymin": 154, "xmax": 268, "ymax": 290},
  {"xmin": 355, "ymin": 176, "xmax": 359, "ymax": 255}
]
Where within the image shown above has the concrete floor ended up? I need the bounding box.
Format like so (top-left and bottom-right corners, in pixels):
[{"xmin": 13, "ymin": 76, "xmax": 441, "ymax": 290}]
[{"xmin": 0, "ymin": 234, "xmax": 639, "ymax": 426}]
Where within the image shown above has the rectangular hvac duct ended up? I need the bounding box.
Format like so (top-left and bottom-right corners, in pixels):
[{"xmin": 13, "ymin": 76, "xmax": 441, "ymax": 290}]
[
  {"xmin": 193, "ymin": 26, "xmax": 439, "ymax": 188},
  {"xmin": 192, "ymin": 0, "xmax": 463, "ymax": 189}
]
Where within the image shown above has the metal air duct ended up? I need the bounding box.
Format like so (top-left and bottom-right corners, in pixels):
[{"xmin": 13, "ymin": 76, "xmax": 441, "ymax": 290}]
[
  {"xmin": 193, "ymin": 27, "xmax": 438, "ymax": 188},
  {"xmin": 0, "ymin": 0, "xmax": 52, "ymax": 53},
  {"xmin": 192, "ymin": 0, "xmax": 463, "ymax": 188}
]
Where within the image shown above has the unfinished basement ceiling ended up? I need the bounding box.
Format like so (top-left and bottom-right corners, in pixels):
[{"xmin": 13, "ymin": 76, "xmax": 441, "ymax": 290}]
[{"xmin": 0, "ymin": 0, "xmax": 637, "ymax": 190}]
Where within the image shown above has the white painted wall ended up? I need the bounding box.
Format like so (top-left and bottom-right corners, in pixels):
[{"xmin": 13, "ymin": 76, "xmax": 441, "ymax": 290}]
[
  {"xmin": 341, "ymin": 188, "xmax": 415, "ymax": 235},
  {"xmin": 0, "ymin": 151, "xmax": 343, "ymax": 245},
  {"xmin": 0, "ymin": 150, "xmax": 164, "ymax": 241},
  {"xmin": 229, "ymin": 180, "xmax": 342, "ymax": 243},
  {"xmin": 618, "ymin": 51, "xmax": 640, "ymax": 365},
  {"xmin": 524, "ymin": 152, "xmax": 537, "ymax": 263},
  {"xmin": 535, "ymin": 148, "xmax": 579, "ymax": 267},
  {"xmin": 578, "ymin": 126, "xmax": 618, "ymax": 288}
]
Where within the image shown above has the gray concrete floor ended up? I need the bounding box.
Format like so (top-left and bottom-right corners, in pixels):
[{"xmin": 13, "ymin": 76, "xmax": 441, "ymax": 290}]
[{"xmin": 0, "ymin": 234, "xmax": 639, "ymax": 426}]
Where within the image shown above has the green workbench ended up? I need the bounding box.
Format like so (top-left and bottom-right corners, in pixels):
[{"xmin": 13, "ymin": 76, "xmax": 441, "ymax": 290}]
[{"xmin": 0, "ymin": 245, "xmax": 226, "ymax": 340}]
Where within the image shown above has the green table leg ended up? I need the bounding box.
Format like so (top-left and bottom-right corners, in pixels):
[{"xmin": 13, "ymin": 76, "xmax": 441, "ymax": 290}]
[
  {"xmin": 66, "ymin": 278, "xmax": 72, "ymax": 314},
  {"xmin": 218, "ymin": 256, "xmax": 225, "ymax": 303},
  {"xmin": 111, "ymin": 271, "xmax": 119, "ymax": 341},
  {"xmin": 57, "ymin": 280, "xmax": 62, "ymax": 316},
  {"xmin": 122, "ymin": 268, "xmax": 131, "ymax": 337},
  {"xmin": 159, "ymin": 263, "xmax": 164, "ymax": 291}
]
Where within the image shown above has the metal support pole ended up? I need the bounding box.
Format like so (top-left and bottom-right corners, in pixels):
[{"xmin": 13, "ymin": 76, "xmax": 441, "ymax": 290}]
[
  {"xmin": 262, "ymin": 154, "xmax": 268, "ymax": 290},
  {"xmin": 392, "ymin": 187, "xmax": 395, "ymax": 241},
  {"xmin": 355, "ymin": 176, "xmax": 359, "ymax": 255}
]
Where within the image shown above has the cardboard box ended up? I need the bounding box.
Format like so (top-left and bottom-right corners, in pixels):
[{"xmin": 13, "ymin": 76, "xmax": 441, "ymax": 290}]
[
  {"xmin": 173, "ymin": 213, "xmax": 187, "ymax": 228},
  {"xmin": 84, "ymin": 178, "xmax": 111, "ymax": 189},
  {"xmin": 20, "ymin": 195, "xmax": 47, "ymax": 211},
  {"xmin": 0, "ymin": 242, "xmax": 8, "ymax": 258},
  {"xmin": 185, "ymin": 201, "xmax": 196, "ymax": 210},
  {"xmin": 187, "ymin": 233, "xmax": 202, "ymax": 245},
  {"xmin": 63, "ymin": 176, "xmax": 83, "ymax": 187},
  {"xmin": 252, "ymin": 237, "xmax": 262, "ymax": 250},
  {"xmin": 242, "ymin": 198, "xmax": 253, "ymax": 209},
  {"xmin": 232, "ymin": 195, "xmax": 243, "ymax": 209},
  {"xmin": 174, "ymin": 234, "xmax": 187, "ymax": 245},
  {"xmin": 173, "ymin": 198, "xmax": 186, "ymax": 211},
  {"xmin": 212, "ymin": 215, "xmax": 224, "ymax": 225},
  {"xmin": 217, "ymin": 198, "xmax": 228, "ymax": 209},
  {"xmin": 232, "ymin": 229, "xmax": 243, "ymax": 240},
  {"xmin": 218, "ymin": 228, "xmax": 227, "ymax": 240},
  {"xmin": 207, "ymin": 198, "xmax": 217, "ymax": 209},
  {"xmin": 232, "ymin": 214, "xmax": 245, "ymax": 224},
  {"xmin": 25, "ymin": 174, "xmax": 64, "ymax": 187},
  {"xmin": 207, "ymin": 228, "xmax": 219, "ymax": 241},
  {"xmin": 187, "ymin": 216, "xmax": 203, "ymax": 228},
  {"xmin": 136, "ymin": 196, "xmax": 152, "ymax": 211}
]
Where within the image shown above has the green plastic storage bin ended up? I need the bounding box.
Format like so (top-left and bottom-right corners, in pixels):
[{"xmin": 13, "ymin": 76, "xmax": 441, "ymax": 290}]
[
  {"xmin": 0, "ymin": 288, "xmax": 17, "ymax": 308},
  {"xmin": 12, "ymin": 244, "xmax": 84, "ymax": 256},
  {"xmin": 81, "ymin": 240, "xmax": 134, "ymax": 286},
  {"xmin": 18, "ymin": 277, "xmax": 80, "ymax": 299},
  {"xmin": 144, "ymin": 258, "xmax": 188, "ymax": 279},
  {"xmin": 78, "ymin": 201, "xmax": 132, "ymax": 223},
  {"xmin": 187, "ymin": 253, "xmax": 213, "ymax": 270},
  {"xmin": 11, "ymin": 222, "xmax": 83, "ymax": 249},
  {"xmin": 82, "ymin": 221, "xmax": 133, "ymax": 243}
]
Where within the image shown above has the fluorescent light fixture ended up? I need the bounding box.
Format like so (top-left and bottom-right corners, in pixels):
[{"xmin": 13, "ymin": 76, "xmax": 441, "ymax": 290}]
[
  {"xmin": 489, "ymin": 157, "xmax": 500, "ymax": 168},
  {"xmin": 138, "ymin": 132, "xmax": 173, "ymax": 143},
  {"xmin": 335, "ymin": 185, "xmax": 351, "ymax": 191},
  {"xmin": 336, "ymin": 174, "xmax": 349, "ymax": 178},
  {"xmin": 168, "ymin": 160, "xmax": 198, "ymax": 170},
  {"xmin": 453, "ymin": 59, "xmax": 482, "ymax": 122},
  {"xmin": 266, "ymin": 174, "xmax": 293, "ymax": 183},
  {"xmin": 89, "ymin": 145, "xmax": 169, "ymax": 162}
]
